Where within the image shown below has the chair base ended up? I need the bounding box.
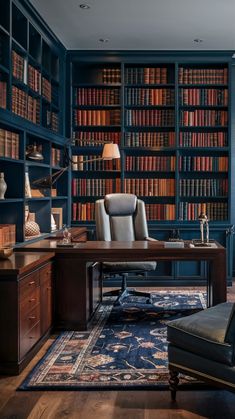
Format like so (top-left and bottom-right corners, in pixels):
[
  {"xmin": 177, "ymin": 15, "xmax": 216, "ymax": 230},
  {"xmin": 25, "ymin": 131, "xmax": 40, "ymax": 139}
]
[{"xmin": 103, "ymin": 288, "xmax": 152, "ymax": 305}]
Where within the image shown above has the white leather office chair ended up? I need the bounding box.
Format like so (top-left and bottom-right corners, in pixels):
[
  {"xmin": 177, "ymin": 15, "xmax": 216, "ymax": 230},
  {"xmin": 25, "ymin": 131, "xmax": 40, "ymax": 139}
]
[{"xmin": 95, "ymin": 193, "xmax": 157, "ymax": 304}]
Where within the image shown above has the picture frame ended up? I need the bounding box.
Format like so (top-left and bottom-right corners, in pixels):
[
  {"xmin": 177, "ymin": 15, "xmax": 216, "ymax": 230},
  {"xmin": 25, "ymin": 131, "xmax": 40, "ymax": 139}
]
[{"xmin": 51, "ymin": 207, "xmax": 63, "ymax": 230}]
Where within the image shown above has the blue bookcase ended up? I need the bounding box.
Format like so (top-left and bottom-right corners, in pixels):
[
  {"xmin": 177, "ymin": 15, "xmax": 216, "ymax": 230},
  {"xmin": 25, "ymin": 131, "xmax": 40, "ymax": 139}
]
[
  {"xmin": 0, "ymin": 0, "xmax": 69, "ymax": 245},
  {"xmin": 67, "ymin": 52, "xmax": 235, "ymax": 284},
  {"xmin": 0, "ymin": 1, "xmax": 234, "ymax": 284}
]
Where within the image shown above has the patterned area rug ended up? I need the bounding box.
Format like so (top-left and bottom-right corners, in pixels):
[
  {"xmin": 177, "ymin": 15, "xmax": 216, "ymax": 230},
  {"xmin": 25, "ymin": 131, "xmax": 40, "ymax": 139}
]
[{"xmin": 19, "ymin": 291, "xmax": 206, "ymax": 390}]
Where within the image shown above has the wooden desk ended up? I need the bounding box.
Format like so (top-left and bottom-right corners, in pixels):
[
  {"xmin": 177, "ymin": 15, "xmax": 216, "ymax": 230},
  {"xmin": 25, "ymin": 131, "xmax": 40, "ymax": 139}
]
[{"xmin": 20, "ymin": 240, "xmax": 227, "ymax": 331}]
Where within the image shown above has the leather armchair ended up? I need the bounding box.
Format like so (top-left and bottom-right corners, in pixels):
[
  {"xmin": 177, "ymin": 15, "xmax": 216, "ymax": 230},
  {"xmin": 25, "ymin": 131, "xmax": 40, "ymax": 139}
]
[
  {"xmin": 95, "ymin": 193, "xmax": 157, "ymax": 304},
  {"xmin": 167, "ymin": 302, "xmax": 235, "ymax": 400}
]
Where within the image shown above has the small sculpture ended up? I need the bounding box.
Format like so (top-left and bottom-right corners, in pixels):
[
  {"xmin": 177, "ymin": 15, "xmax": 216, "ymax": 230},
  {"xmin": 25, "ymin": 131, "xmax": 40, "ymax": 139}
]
[{"xmin": 198, "ymin": 213, "xmax": 209, "ymax": 244}]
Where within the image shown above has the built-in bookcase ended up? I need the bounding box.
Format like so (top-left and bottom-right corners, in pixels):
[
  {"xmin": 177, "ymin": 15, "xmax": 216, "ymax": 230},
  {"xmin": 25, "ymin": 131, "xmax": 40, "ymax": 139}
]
[
  {"xmin": 0, "ymin": 1, "xmax": 62, "ymax": 134},
  {"xmin": 0, "ymin": 0, "xmax": 68, "ymax": 246},
  {"xmin": 68, "ymin": 53, "xmax": 234, "ymax": 283},
  {"xmin": 69, "ymin": 59, "xmax": 231, "ymax": 224}
]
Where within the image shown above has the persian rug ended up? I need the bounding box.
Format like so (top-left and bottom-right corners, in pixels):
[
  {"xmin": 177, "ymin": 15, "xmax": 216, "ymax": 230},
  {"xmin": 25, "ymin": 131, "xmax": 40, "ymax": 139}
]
[{"xmin": 19, "ymin": 290, "xmax": 206, "ymax": 390}]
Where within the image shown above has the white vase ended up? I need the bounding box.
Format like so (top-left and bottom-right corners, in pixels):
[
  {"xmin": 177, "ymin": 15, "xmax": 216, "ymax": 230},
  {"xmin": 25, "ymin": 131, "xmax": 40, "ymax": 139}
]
[{"xmin": 0, "ymin": 172, "xmax": 7, "ymax": 199}]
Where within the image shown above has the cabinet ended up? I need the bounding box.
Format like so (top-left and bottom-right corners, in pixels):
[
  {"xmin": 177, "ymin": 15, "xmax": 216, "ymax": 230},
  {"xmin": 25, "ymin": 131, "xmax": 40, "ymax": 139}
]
[
  {"xmin": 0, "ymin": 0, "xmax": 69, "ymax": 246},
  {"xmin": 67, "ymin": 52, "xmax": 235, "ymax": 282},
  {"xmin": 0, "ymin": 252, "xmax": 54, "ymax": 374}
]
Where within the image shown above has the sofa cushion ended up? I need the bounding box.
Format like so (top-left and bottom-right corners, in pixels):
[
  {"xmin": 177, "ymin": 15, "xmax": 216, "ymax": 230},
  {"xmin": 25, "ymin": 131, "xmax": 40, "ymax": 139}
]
[
  {"xmin": 167, "ymin": 303, "xmax": 235, "ymax": 366},
  {"xmin": 225, "ymin": 303, "xmax": 235, "ymax": 343}
]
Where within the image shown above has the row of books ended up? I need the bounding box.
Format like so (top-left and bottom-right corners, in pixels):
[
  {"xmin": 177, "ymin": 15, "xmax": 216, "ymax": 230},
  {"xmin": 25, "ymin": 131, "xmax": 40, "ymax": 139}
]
[
  {"xmin": 179, "ymin": 202, "xmax": 228, "ymax": 221},
  {"xmin": 125, "ymin": 67, "xmax": 168, "ymax": 85},
  {"xmin": 179, "ymin": 179, "xmax": 228, "ymax": 197},
  {"xmin": 42, "ymin": 77, "xmax": 52, "ymax": 102},
  {"xmin": 12, "ymin": 86, "xmax": 40, "ymax": 124},
  {"xmin": 0, "ymin": 224, "xmax": 16, "ymax": 247},
  {"xmin": 179, "ymin": 132, "xmax": 228, "ymax": 148},
  {"xmin": 102, "ymin": 68, "xmax": 121, "ymax": 84},
  {"xmin": 28, "ymin": 64, "xmax": 41, "ymax": 94},
  {"xmin": 72, "ymin": 155, "xmax": 121, "ymax": 171},
  {"xmin": 125, "ymin": 156, "xmax": 176, "ymax": 171},
  {"xmin": 125, "ymin": 88, "xmax": 174, "ymax": 106},
  {"xmin": 0, "ymin": 128, "xmax": 20, "ymax": 159},
  {"xmin": 0, "ymin": 81, "xmax": 7, "ymax": 109},
  {"xmin": 71, "ymin": 202, "xmax": 176, "ymax": 222},
  {"xmin": 72, "ymin": 202, "xmax": 95, "ymax": 221},
  {"xmin": 178, "ymin": 68, "xmax": 228, "ymax": 85},
  {"xmin": 12, "ymin": 50, "xmax": 26, "ymax": 83},
  {"xmin": 42, "ymin": 107, "xmax": 59, "ymax": 132},
  {"xmin": 74, "ymin": 110, "xmax": 121, "ymax": 126},
  {"xmin": 12, "ymin": 51, "xmax": 54, "ymax": 103},
  {"xmin": 179, "ymin": 156, "xmax": 228, "ymax": 172},
  {"xmin": 75, "ymin": 88, "xmax": 120, "ymax": 106},
  {"xmin": 51, "ymin": 147, "xmax": 61, "ymax": 167},
  {"xmin": 72, "ymin": 131, "xmax": 120, "ymax": 146},
  {"xmin": 124, "ymin": 178, "xmax": 175, "ymax": 196},
  {"xmin": 124, "ymin": 132, "xmax": 175, "ymax": 148},
  {"xmin": 179, "ymin": 88, "xmax": 228, "ymax": 106},
  {"xmin": 72, "ymin": 178, "xmax": 121, "ymax": 196},
  {"xmin": 145, "ymin": 204, "xmax": 176, "ymax": 220},
  {"xmin": 125, "ymin": 109, "xmax": 175, "ymax": 126},
  {"xmin": 45, "ymin": 110, "xmax": 59, "ymax": 133},
  {"xmin": 180, "ymin": 110, "xmax": 228, "ymax": 127}
]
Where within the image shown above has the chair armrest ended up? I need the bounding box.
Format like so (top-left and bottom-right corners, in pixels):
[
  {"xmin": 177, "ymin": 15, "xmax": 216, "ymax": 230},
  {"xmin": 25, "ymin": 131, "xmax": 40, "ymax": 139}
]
[{"xmin": 145, "ymin": 237, "xmax": 158, "ymax": 242}]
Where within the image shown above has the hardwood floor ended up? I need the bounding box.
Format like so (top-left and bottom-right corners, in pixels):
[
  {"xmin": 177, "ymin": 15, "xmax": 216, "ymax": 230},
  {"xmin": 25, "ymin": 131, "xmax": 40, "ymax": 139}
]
[{"xmin": 0, "ymin": 285, "xmax": 235, "ymax": 419}]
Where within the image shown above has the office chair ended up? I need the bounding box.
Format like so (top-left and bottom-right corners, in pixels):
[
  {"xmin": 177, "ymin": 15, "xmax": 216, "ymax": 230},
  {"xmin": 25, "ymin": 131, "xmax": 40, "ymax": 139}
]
[{"xmin": 95, "ymin": 193, "xmax": 157, "ymax": 304}]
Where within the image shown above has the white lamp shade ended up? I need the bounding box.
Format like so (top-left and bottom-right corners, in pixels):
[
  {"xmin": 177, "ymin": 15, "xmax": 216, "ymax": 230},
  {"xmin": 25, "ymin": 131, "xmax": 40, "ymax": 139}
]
[{"xmin": 101, "ymin": 143, "xmax": 120, "ymax": 160}]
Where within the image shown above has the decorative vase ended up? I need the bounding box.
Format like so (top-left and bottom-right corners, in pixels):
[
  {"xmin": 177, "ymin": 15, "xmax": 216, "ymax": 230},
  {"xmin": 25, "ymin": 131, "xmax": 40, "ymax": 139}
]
[{"xmin": 0, "ymin": 172, "xmax": 7, "ymax": 199}]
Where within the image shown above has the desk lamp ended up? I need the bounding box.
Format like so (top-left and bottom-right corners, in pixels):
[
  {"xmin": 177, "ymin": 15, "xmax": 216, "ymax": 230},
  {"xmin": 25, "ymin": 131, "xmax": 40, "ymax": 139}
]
[{"xmin": 32, "ymin": 141, "xmax": 120, "ymax": 189}]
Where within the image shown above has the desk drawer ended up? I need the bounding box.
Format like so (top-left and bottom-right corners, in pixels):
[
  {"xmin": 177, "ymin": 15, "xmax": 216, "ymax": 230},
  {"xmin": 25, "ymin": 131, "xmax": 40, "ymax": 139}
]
[
  {"xmin": 20, "ymin": 270, "xmax": 40, "ymax": 301},
  {"xmin": 40, "ymin": 262, "xmax": 53, "ymax": 284},
  {"xmin": 20, "ymin": 287, "xmax": 40, "ymax": 315},
  {"xmin": 20, "ymin": 304, "xmax": 40, "ymax": 338},
  {"xmin": 20, "ymin": 321, "xmax": 41, "ymax": 359}
]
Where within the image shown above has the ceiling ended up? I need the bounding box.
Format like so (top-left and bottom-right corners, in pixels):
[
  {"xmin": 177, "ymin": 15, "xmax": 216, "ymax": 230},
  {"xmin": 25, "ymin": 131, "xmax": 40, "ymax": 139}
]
[{"xmin": 29, "ymin": 0, "xmax": 235, "ymax": 51}]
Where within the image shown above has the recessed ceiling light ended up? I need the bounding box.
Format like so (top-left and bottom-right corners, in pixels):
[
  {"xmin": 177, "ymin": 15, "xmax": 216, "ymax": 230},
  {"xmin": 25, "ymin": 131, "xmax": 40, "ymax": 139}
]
[
  {"xmin": 79, "ymin": 4, "xmax": 90, "ymax": 9},
  {"xmin": 99, "ymin": 38, "xmax": 109, "ymax": 43},
  {"xmin": 194, "ymin": 39, "xmax": 203, "ymax": 43}
]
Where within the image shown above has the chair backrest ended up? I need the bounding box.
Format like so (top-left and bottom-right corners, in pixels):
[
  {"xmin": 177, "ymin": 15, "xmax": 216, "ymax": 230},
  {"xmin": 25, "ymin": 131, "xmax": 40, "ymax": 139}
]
[{"xmin": 95, "ymin": 193, "xmax": 148, "ymax": 241}]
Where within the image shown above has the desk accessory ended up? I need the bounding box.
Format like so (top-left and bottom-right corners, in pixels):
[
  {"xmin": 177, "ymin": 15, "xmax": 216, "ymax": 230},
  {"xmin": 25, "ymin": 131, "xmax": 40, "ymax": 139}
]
[
  {"xmin": 164, "ymin": 241, "xmax": 184, "ymax": 248},
  {"xmin": 0, "ymin": 247, "xmax": 13, "ymax": 259}
]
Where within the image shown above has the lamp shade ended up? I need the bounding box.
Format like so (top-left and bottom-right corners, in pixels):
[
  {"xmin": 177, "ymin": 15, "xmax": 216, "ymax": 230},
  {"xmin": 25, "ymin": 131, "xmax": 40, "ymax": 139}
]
[{"xmin": 101, "ymin": 143, "xmax": 120, "ymax": 160}]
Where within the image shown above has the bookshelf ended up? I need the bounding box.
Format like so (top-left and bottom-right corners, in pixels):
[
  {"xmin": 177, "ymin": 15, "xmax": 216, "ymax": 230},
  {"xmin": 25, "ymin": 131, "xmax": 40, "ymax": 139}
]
[
  {"xmin": 71, "ymin": 62, "xmax": 122, "ymax": 223},
  {"xmin": 68, "ymin": 53, "xmax": 234, "ymax": 283},
  {"xmin": 0, "ymin": 0, "xmax": 69, "ymax": 246},
  {"xmin": 0, "ymin": 1, "xmax": 63, "ymax": 135}
]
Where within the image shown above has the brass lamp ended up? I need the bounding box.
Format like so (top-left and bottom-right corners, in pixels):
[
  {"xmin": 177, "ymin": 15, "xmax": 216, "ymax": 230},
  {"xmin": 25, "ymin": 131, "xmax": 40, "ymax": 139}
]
[{"xmin": 26, "ymin": 143, "xmax": 44, "ymax": 161}]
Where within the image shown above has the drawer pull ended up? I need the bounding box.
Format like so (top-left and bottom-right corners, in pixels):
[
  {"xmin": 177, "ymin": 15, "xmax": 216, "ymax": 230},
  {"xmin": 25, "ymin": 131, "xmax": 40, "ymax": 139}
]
[
  {"xmin": 29, "ymin": 298, "xmax": 36, "ymax": 302},
  {"xmin": 29, "ymin": 336, "xmax": 34, "ymax": 339},
  {"xmin": 29, "ymin": 316, "xmax": 36, "ymax": 320},
  {"xmin": 28, "ymin": 281, "xmax": 35, "ymax": 285}
]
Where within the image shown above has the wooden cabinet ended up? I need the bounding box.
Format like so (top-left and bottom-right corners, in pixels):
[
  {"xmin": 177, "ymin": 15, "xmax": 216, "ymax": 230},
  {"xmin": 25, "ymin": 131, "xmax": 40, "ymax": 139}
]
[
  {"xmin": 0, "ymin": 252, "xmax": 54, "ymax": 374},
  {"xmin": 40, "ymin": 262, "xmax": 53, "ymax": 336}
]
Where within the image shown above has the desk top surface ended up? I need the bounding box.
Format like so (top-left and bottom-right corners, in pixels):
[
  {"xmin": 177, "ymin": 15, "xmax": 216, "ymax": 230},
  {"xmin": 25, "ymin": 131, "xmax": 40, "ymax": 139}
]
[
  {"xmin": 18, "ymin": 240, "xmax": 225, "ymax": 259},
  {"xmin": 0, "ymin": 252, "xmax": 55, "ymax": 275}
]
